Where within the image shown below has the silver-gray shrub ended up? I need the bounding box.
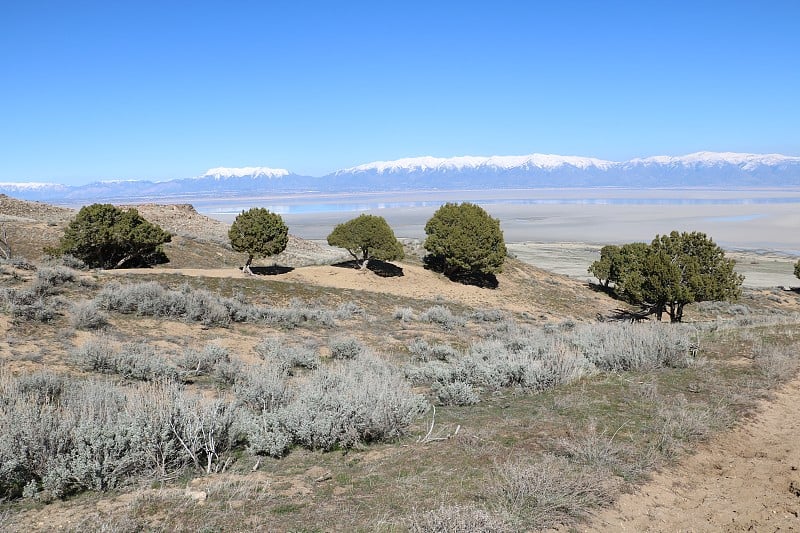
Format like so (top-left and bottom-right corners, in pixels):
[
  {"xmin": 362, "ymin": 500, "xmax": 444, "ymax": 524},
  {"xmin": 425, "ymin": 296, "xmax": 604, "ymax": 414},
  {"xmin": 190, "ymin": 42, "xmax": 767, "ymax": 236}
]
[
  {"xmin": 393, "ymin": 306, "xmax": 416, "ymax": 322},
  {"xmin": 35, "ymin": 265, "xmax": 77, "ymax": 286},
  {"xmin": 420, "ymin": 305, "xmax": 465, "ymax": 330},
  {"xmin": 408, "ymin": 338, "xmax": 460, "ymax": 362},
  {"xmin": 335, "ymin": 301, "xmax": 365, "ymax": 320},
  {"xmin": 433, "ymin": 381, "xmax": 481, "ymax": 406},
  {"xmin": 233, "ymin": 365, "xmax": 290, "ymax": 413},
  {"xmin": 459, "ymin": 338, "xmax": 591, "ymax": 391},
  {"xmin": 72, "ymin": 335, "xmax": 117, "ymax": 373},
  {"xmin": 72, "ymin": 337, "xmax": 178, "ymax": 382},
  {"xmin": 95, "ymin": 281, "xmax": 251, "ymax": 327},
  {"xmin": 170, "ymin": 394, "xmax": 242, "ymax": 474},
  {"xmin": 239, "ymin": 411, "xmax": 293, "ymax": 458},
  {"xmin": 328, "ymin": 336, "xmax": 365, "ymax": 360},
  {"xmin": 1, "ymin": 287, "xmax": 56, "ymax": 322},
  {"xmin": 69, "ymin": 299, "xmax": 108, "ymax": 330},
  {"xmin": 14, "ymin": 371, "xmax": 66, "ymax": 406},
  {"xmin": 114, "ymin": 343, "xmax": 179, "ymax": 382},
  {"xmin": 567, "ymin": 323, "xmax": 693, "ymax": 371},
  {"xmin": 254, "ymin": 299, "xmax": 336, "ymax": 329},
  {"xmin": 407, "ymin": 322, "xmax": 692, "ymax": 395},
  {"xmin": 254, "ymin": 337, "xmax": 319, "ymax": 372},
  {"xmin": 469, "ymin": 308, "xmax": 507, "ymax": 323},
  {"xmin": 179, "ymin": 344, "xmax": 230, "ymax": 377},
  {"xmin": 280, "ymin": 355, "xmax": 428, "ymax": 451},
  {"xmin": 30, "ymin": 265, "xmax": 77, "ymax": 297},
  {"xmin": 0, "ymin": 372, "xmax": 247, "ymax": 499}
]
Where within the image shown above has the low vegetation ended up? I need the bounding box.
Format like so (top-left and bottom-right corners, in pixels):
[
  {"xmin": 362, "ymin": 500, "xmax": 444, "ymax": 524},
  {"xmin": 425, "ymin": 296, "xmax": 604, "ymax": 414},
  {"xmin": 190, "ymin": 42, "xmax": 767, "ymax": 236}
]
[{"xmin": 1, "ymin": 203, "xmax": 799, "ymax": 532}]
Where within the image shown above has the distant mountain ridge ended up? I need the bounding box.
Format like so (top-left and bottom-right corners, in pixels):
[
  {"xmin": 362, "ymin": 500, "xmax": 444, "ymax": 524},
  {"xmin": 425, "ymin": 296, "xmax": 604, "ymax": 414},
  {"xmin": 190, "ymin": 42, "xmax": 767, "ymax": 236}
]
[{"xmin": 2, "ymin": 152, "xmax": 799, "ymax": 203}]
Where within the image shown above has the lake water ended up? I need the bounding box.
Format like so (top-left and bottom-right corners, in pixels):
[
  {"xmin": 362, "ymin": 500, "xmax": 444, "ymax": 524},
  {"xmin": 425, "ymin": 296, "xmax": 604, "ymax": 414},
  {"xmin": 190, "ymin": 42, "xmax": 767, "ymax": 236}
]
[
  {"xmin": 193, "ymin": 189, "xmax": 800, "ymax": 221},
  {"xmin": 182, "ymin": 188, "xmax": 800, "ymax": 258}
]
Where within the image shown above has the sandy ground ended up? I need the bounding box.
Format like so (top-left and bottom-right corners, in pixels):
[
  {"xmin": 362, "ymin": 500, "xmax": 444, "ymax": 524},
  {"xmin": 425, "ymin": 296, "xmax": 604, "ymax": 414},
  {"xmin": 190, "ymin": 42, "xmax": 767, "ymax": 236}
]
[
  {"xmin": 106, "ymin": 259, "xmax": 606, "ymax": 320},
  {"xmin": 584, "ymin": 376, "xmax": 800, "ymax": 532}
]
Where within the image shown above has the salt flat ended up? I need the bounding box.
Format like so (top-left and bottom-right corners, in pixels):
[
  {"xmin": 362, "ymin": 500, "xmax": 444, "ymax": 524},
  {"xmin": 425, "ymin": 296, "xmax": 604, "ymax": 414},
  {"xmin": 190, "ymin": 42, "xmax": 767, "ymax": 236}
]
[{"xmin": 198, "ymin": 189, "xmax": 800, "ymax": 289}]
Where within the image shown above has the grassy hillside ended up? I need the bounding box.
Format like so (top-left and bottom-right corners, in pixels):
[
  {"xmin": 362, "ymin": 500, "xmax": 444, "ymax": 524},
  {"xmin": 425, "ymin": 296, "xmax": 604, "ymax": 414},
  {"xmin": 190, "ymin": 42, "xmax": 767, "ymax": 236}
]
[{"xmin": 1, "ymin": 198, "xmax": 799, "ymax": 532}]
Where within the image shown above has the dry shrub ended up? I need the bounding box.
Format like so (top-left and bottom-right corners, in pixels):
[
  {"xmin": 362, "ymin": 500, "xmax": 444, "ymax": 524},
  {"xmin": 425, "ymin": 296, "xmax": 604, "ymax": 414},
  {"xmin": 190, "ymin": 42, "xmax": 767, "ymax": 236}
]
[
  {"xmin": 494, "ymin": 454, "xmax": 617, "ymax": 530},
  {"xmin": 753, "ymin": 342, "xmax": 800, "ymax": 386},
  {"xmin": 558, "ymin": 422, "xmax": 655, "ymax": 483},
  {"xmin": 651, "ymin": 398, "xmax": 726, "ymax": 458},
  {"xmin": 406, "ymin": 504, "xmax": 510, "ymax": 533}
]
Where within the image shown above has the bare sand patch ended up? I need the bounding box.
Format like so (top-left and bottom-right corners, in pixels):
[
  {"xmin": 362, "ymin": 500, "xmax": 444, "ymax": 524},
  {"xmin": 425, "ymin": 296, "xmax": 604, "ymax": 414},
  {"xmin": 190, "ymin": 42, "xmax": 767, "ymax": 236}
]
[{"xmin": 584, "ymin": 376, "xmax": 800, "ymax": 532}]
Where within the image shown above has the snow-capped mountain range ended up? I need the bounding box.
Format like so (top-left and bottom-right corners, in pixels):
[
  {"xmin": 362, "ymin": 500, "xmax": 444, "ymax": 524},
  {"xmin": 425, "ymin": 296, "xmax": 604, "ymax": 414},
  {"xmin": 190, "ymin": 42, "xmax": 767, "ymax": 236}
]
[{"xmin": 2, "ymin": 152, "xmax": 799, "ymax": 203}]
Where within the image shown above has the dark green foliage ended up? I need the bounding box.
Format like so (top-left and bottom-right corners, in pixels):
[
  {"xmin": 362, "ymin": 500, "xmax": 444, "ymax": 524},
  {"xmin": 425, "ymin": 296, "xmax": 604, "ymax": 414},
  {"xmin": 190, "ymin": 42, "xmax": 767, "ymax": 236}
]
[
  {"xmin": 646, "ymin": 231, "xmax": 743, "ymax": 322},
  {"xmin": 795, "ymin": 259, "xmax": 800, "ymax": 280},
  {"xmin": 588, "ymin": 245, "xmax": 621, "ymax": 287},
  {"xmin": 326, "ymin": 214, "xmax": 403, "ymax": 265},
  {"xmin": 228, "ymin": 208, "xmax": 288, "ymax": 270},
  {"xmin": 590, "ymin": 231, "xmax": 743, "ymax": 322},
  {"xmin": 592, "ymin": 242, "xmax": 650, "ymax": 304},
  {"xmin": 55, "ymin": 204, "xmax": 171, "ymax": 269},
  {"xmin": 423, "ymin": 202, "xmax": 506, "ymax": 280}
]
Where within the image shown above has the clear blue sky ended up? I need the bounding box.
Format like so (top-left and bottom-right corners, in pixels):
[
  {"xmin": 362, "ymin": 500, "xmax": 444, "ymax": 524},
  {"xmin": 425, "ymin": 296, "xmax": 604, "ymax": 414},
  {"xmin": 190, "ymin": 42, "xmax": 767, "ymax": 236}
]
[{"xmin": 2, "ymin": 1, "xmax": 798, "ymax": 184}]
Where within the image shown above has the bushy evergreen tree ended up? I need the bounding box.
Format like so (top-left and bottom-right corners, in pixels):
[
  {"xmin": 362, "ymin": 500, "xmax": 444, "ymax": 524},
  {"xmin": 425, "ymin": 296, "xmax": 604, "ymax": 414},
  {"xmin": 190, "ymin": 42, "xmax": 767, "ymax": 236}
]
[
  {"xmin": 326, "ymin": 214, "xmax": 403, "ymax": 267},
  {"xmin": 795, "ymin": 259, "xmax": 800, "ymax": 280},
  {"xmin": 228, "ymin": 208, "xmax": 288, "ymax": 272},
  {"xmin": 55, "ymin": 204, "xmax": 171, "ymax": 269},
  {"xmin": 589, "ymin": 231, "xmax": 743, "ymax": 322},
  {"xmin": 423, "ymin": 202, "xmax": 506, "ymax": 280}
]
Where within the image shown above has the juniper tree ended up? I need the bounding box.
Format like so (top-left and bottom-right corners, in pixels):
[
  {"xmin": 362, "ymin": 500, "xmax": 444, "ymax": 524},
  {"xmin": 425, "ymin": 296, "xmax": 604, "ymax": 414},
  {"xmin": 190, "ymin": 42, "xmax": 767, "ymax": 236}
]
[
  {"xmin": 54, "ymin": 204, "xmax": 171, "ymax": 269},
  {"xmin": 423, "ymin": 202, "xmax": 506, "ymax": 282},
  {"xmin": 228, "ymin": 208, "xmax": 288, "ymax": 273},
  {"xmin": 326, "ymin": 214, "xmax": 403, "ymax": 269},
  {"xmin": 592, "ymin": 231, "xmax": 743, "ymax": 322}
]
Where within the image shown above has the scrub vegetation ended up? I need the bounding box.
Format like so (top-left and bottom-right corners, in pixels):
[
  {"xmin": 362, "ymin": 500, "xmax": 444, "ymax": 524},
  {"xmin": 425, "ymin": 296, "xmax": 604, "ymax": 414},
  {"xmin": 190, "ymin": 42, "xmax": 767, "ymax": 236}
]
[{"xmin": 1, "ymin": 198, "xmax": 799, "ymax": 532}]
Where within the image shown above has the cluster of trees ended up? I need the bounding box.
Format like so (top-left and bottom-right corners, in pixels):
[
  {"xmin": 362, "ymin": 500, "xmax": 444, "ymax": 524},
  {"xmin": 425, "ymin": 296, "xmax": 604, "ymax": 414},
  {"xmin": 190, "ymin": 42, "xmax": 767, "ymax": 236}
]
[
  {"xmin": 53, "ymin": 202, "xmax": 507, "ymax": 285},
  {"xmin": 227, "ymin": 203, "xmax": 506, "ymax": 282},
  {"xmin": 589, "ymin": 231, "xmax": 744, "ymax": 322}
]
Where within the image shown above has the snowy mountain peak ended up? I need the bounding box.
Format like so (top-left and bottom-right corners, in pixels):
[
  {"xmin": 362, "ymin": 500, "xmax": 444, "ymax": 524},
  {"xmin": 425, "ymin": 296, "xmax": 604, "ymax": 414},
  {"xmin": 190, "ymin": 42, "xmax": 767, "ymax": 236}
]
[
  {"xmin": 201, "ymin": 167, "xmax": 290, "ymax": 180},
  {"xmin": 628, "ymin": 151, "xmax": 800, "ymax": 168},
  {"xmin": 335, "ymin": 154, "xmax": 616, "ymax": 175},
  {"xmin": 0, "ymin": 182, "xmax": 65, "ymax": 191}
]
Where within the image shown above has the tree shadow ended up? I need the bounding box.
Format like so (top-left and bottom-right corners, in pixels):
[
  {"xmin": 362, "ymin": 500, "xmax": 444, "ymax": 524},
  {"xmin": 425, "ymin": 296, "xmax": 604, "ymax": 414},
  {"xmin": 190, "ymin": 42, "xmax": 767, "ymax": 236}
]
[
  {"xmin": 121, "ymin": 250, "xmax": 170, "ymax": 268},
  {"xmin": 587, "ymin": 281, "xmax": 615, "ymax": 296},
  {"xmin": 332, "ymin": 259, "xmax": 404, "ymax": 278},
  {"xmin": 422, "ymin": 255, "xmax": 499, "ymax": 289},
  {"xmin": 245, "ymin": 265, "xmax": 295, "ymax": 276}
]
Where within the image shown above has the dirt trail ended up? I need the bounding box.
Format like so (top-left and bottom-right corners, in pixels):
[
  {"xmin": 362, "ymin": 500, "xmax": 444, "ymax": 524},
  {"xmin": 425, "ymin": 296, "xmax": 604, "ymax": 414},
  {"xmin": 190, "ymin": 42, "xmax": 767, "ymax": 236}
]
[{"xmin": 584, "ymin": 377, "xmax": 800, "ymax": 532}]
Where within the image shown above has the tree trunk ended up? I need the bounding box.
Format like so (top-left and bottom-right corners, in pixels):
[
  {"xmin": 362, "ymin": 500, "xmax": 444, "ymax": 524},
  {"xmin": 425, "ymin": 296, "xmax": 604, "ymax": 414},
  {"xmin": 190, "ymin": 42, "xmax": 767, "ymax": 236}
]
[
  {"xmin": 0, "ymin": 225, "xmax": 10, "ymax": 260},
  {"xmin": 114, "ymin": 254, "xmax": 135, "ymax": 269},
  {"xmin": 243, "ymin": 255, "xmax": 253, "ymax": 275}
]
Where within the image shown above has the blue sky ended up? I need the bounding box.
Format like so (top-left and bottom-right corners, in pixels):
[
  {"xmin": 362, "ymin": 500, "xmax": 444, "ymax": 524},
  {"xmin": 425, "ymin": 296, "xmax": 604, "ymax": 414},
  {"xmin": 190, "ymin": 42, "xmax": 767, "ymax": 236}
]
[{"xmin": 2, "ymin": 1, "xmax": 798, "ymax": 184}]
